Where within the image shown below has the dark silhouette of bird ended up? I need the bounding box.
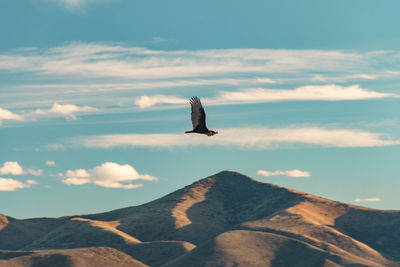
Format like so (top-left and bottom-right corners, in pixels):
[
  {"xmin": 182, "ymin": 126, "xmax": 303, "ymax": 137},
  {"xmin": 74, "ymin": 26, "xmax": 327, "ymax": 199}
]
[{"xmin": 185, "ymin": 96, "xmax": 218, "ymax": 136}]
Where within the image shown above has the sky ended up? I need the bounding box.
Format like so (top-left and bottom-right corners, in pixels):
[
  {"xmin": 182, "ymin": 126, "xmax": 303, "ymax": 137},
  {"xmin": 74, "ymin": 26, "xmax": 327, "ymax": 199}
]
[{"xmin": 1, "ymin": 0, "xmax": 400, "ymax": 219}]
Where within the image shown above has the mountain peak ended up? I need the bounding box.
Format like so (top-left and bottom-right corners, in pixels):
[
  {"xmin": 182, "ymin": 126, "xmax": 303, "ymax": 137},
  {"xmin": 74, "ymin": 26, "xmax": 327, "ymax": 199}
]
[
  {"xmin": 188, "ymin": 170, "xmax": 301, "ymax": 199},
  {"xmin": 172, "ymin": 170, "xmax": 307, "ymax": 228},
  {"xmin": 191, "ymin": 170, "xmax": 272, "ymax": 188}
]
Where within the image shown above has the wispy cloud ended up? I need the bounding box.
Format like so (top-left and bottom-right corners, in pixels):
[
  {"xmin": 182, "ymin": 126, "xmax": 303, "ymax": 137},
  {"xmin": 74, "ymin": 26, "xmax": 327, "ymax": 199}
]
[
  {"xmin": 27, "ymin": 169, "xmax": 44, "ymax": 176},
  {"xmin": 311, "ymin": 73, "xmax": 376, "ymax": 82},
  {"xmin": 59, "ymin": 162, "xmax": 158, "ymax": 189},
  {"xmin": 2, "ymin": 44, "xmax": 400, "ymax": 99},
  {"xmin": 218, "ymin": 85, "xmax": 396, "ymax": 102},
  {"xmin": 0, "ymin": 162, "xmax": 43, "ymax": 176},
  {"xmin": 1, "ymin": 77, "xmax": 276, "ymax": 111},
  {"xmin": 26, "ymin": 179, "xmax": 39, "ymax": 185},
  {"xmin": 135, "ymin": 84, "xmax": 398, "ymax": 109},
  {"xmin": 68, "ymin": 127, "xmax": 400, "ymax": 150},
  {"xmin": 41, "ymin": 0, "xmax": 109, "ymax": 11},
  {"xmin": 1, "ymin": 43, "xmax": 399, "ymax": 122},
  {"xmin": 257, "ymin": 169, "xmax": 310, "ymax": 178},
  {"xmin": 46, "ymin": 160, "xmax": 56, "ymax": 166},
  {"xmin": 0, "ymin": 108, "xmax": 24, "ymax": 124},
  {"xmin": 135, "ymin": 95, "xmax": 188, "ymax": 109},
  {"xmin": 0, "ymin": 43, "xmax": 383, "ymax": 80},
  {"xmin": 33, "ymin": 103, "xmax": 97, "ymax": 120},
  {"xmin": 0, "ymin": 177, "xmax": 37, "ymax": 191},
  {"xmin": 355, "ymin": 197, "xmax": 381, "ymax": 202}
]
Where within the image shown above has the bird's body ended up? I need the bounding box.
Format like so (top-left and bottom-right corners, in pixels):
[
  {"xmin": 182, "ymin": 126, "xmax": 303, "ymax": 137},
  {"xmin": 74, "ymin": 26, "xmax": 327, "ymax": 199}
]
[{"xmin": 185, "ymin": 96, "xmax": 218, "ymax": 136}]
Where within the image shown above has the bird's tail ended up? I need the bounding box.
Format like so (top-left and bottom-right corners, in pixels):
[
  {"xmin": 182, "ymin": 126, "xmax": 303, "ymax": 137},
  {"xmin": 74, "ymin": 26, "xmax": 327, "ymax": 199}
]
[{"xmin": 185, "ymin": 130, "xmax": 194, "ymax": 134}]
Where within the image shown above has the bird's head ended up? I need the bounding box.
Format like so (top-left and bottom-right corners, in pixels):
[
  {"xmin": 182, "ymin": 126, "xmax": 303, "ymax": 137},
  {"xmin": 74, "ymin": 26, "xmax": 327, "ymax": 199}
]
[{"xmin": 207, "ymin": 130, "xmax": 218, "ymax": 136}]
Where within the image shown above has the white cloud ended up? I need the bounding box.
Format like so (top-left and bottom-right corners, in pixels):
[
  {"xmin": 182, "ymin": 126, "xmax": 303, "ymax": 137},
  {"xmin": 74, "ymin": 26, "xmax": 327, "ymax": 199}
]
[
  {"xmin": 34, "ymin": 103, "xmax": 97, "ymax": 120},
  {"xmin": 46, "ymin": 160, "xmax": 56, "ymax": 166},
  {"xmin": 257, "ymin": 169, "xmax": 310, "ymax": 178},
  {"xmin": 218, "ymin": 85, "xmax": 396, "ymax": 103},
  {"xmin": 0, "ymin": 162, "xmax": 25, "ymax": 175},
  {"xmin": 1, "ymin": 43, "xmax": 399, "ymax": 120},
  {"xmin": 311, "ymin": 73, "xmax": 376, "ymax": 82},
  {"xmin": 347, "ymin": 74, "xmax": 376, "ymax": 80},
  {"xmin": 135, "ymin": 85, "xmax": 398, "ymax": 109},
  {"xmin": 27, "ymin": 169, "xmax": 43, "ymax": 176},
  {"xmin": 135, "ymin": 95, "xmax": 188, "ymax": 109},
  {"xmin": 42, "ymin": 0, "xmax": 108, "ymax": 11},
  {"xmin": 47, "ymin": 144, "xmax": 66, "ymax": 150},
  {"xmin": 60, "ymin": 162, "xmax": 157, "ymax": 189},
  {"xmin": 0, "ymin": 108, "xmax": 24, "ymax": 124},
  {"xmin": 9, "ymin": 77, "xmax": 276, "ymax": 98},
  {"xmin": 355, "ymin": 197, "xmax": 381, "ymax": 202},
  {"xmin": 0, "ymin": 162, "xmax": 43, "ymax": 176},
  {"xmin": 0, "ymin": 43, "xmax": 374, "ymax": 80},
  {"xmin": 70, "ymin": 127, "xmax": 400, "ymax": 150},
  {"xmin": 0, "ymin": 177, "xmax": 31, "ymax": 191},
  {"xmin": 26, "ymin": 179, "xmax": 39, "ymax": 185}
]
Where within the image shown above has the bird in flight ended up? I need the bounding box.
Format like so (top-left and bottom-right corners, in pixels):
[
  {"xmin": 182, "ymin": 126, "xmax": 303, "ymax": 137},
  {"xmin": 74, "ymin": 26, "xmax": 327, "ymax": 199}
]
[{"xmin": 185, "ymin": 96, "xmax": 218, "ymax": 136}]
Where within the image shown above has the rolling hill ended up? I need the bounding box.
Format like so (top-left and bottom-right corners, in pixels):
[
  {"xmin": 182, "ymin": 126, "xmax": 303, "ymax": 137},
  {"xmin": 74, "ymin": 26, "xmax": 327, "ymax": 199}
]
[{"xmin": 1, "ymin": 171, "xmax": 399, "ymax": 266}]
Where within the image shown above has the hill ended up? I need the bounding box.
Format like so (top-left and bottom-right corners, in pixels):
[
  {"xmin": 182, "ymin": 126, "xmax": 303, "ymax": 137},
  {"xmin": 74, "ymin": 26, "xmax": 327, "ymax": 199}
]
[{"xmin": 1, "ymin": 171, "xmax": 399, "ymax": 266}]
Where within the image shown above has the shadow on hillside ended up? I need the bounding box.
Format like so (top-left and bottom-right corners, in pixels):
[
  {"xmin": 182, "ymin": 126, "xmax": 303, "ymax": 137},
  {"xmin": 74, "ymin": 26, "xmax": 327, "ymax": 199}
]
[
  {"xmin": 334, "ymin": 208, "xmax": 400, "ymax": 261},
  {"xmin": 269, "ymin": 239, "xmax": 331, "ymax": 267},
  {"xmin": 0, "ymin": 217, "xmax": 67, "ymax": 250},
  {"xmin": 176, "ymin": 171, "xmax": 306, "ymax": 244},
  {"xmin": 0, "ymin": 251, "xmax": 72, "ymax": 267},
  {"xmin": 0, "ymin": 250, "xmax": 34, "ymax": 260},
  {"xmin": 23, "ymin": 218, "xmax": 191, "ymax": 266},
  {"xmin": 31, "ymin": 253, "xmax": 72, "ymax": 267}
]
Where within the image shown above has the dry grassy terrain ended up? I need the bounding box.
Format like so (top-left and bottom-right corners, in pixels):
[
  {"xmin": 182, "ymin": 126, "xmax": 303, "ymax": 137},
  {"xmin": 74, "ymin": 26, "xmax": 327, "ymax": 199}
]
[{"xmin": 1, "ymin": 171, "xmax": 399, "ymax": 266}]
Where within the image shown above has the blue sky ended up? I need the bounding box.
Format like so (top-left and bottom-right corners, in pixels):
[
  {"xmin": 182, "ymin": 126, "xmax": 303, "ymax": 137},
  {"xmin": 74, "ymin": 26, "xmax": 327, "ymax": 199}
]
[{"xmin": 1, "ymin": 0, "xmax": 400, "ymax": 219}]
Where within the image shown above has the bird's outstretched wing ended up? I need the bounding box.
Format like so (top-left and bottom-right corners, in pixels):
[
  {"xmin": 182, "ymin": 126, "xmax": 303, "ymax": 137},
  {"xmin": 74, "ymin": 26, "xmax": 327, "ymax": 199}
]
[{"xmin": 190, "ymin": 96, "xmax": 207, "ymax": 132}]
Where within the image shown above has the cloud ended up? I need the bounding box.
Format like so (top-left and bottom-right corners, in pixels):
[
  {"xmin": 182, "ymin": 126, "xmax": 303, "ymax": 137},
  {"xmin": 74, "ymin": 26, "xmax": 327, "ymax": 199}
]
[
  {"xmin": 311, "ymin": 73, "xmax": 376, "ymax": 82},
  {"xmin": 9, "ymin": 77, "xmax": 276, "ymax": 99},
  {"xmin": 27, "ymin": 169, "xmax": 43, "ymax": 176},
  {"xmin": 0, "ymin": 108, "xmax": 24, "ymax": 124},
  {"xmin": 0, "ymin": 162, "xmax": 25, "ymax": 175},
  {"xmin": 60, "ymin": 162, "xmax": 158, "ymax": 189},
  {"xmin": 135, "ymin": 95, "xmax": 188, "ymax": 109},
  {"xmin": 218, "ymin": 85, "xmax": 396, "ymax": 103},
  {"xmin": 135, "ymin": 85, "xmax": 398, "ymax": 109},
  {"xmin": 355, "ymin": 197, "xmax": 381, "ymax": 202},
  {"xmin": 69, "ymin": 127, "xmax": 400, "ymax": 150},
  {"xmin": 257, "ymin": 169, "xmax": 310, "ymax": 178},
  {"xmin": 41, "ymin": 0, "xmax": 108, "ymax": 11},
  {"xmin": 0, "ymin": 43, "xmax": 375, "ymax": 80},
  {"xmin": 26, "ymin": 180, "xmax": 39, "ymax": 185},
  {"xmin": 46, "ymin": 160, "xmax": 56, "ymax": 166},
  {"xmin": 0, "ymin": 162, "xmax": 43, "ymax": 176},
  {"xmin": 34, "ymin": 103, "xmax": 97, "ymax": 120},
  {"xmin": 1, "ymin": 43, "xmax": 399, "ymax": 120},
  {"xmin": 0, "ymin": 177, "xmax": 34, "ymax": 191}
]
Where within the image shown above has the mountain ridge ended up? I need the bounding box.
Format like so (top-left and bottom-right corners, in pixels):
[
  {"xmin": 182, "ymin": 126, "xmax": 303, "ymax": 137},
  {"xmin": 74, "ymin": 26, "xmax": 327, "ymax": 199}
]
[{"xmin": 1, "ymin": 170, "xmax": 400, "ymax": 266}]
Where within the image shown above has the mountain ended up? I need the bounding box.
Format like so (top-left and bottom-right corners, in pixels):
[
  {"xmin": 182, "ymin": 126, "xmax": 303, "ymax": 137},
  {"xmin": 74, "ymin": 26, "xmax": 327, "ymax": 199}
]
[{"xmin": 1, "ymin": 171, "xmax": 399, "ymax": 267}]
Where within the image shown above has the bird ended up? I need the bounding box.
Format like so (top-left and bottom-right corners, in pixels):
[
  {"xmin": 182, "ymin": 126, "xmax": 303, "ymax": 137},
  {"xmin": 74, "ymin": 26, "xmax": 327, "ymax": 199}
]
[{"xmin": 185, "ymin": 96, "xmax": 218, "ymax": 136}]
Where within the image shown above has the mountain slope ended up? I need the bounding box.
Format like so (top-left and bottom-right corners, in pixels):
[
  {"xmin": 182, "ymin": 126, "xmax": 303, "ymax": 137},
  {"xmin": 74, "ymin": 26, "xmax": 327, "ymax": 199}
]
[
  {"xmin": 0, "ymin": 247, "xmax": 148, "ymax": 267},
  {"xmin": 1, "ymin": 171, "xmax": 399, "ymax": 266}
]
